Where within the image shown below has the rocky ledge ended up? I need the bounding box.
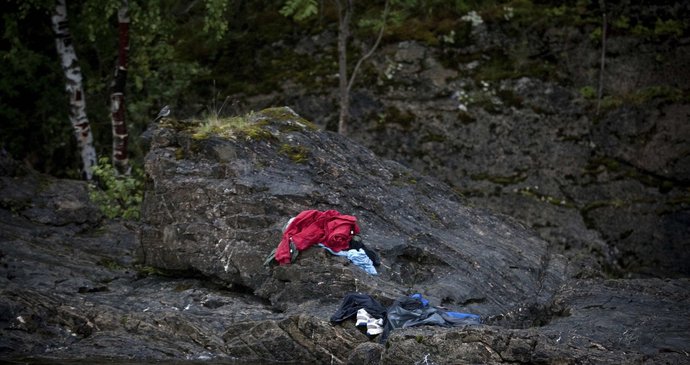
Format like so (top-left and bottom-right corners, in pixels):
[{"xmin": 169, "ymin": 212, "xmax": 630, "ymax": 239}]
[{"xmin": 1, "ymin": 108, "xmax": 689, "ymax": 364}]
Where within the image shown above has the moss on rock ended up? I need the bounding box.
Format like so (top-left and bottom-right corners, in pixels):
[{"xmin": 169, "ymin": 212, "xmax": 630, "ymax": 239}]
[{"xmin": 279, "ymin": 143, "xmax": 310, "ymax": 163}]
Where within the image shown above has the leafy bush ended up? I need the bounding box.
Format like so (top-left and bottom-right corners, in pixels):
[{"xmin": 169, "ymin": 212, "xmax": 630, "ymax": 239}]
[{"xmin": 89, "ymin": 157, "xmax": 144, "ymax": 220}]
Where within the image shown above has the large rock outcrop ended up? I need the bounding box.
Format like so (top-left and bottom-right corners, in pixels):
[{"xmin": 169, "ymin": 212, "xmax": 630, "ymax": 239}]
[
  {"xmin": 139, "ymin": 107, "xmax": 568, "ymax": 318},
  {"xmin": 136, "ymin": 107, "xmax": 688, "ymax": 363},
  {"xmin": 1, "ymin": 110, "xmax": 689, "ymax": 364}
]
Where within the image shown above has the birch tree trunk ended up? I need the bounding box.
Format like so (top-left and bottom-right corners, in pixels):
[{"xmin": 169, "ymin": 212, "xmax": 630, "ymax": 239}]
[
  {"xmin": 51, "ymin": 0, "xmax": 97, "ymax": 180},
  {"xmin": 111, "ymin": 0, "xmax": 130, "ymax": 174}
]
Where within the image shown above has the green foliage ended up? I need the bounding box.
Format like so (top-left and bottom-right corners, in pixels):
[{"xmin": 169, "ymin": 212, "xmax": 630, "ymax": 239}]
[
  {"xmin": 1, "ymin": 0, "xmax": 232, "ymax": 177},
  {"xmin": 653, "ymin": 18, "xmax": 684, "ymax": 38},
  {"xmin": 612, "ymin": 15, "xmax": 630, "ymax": 30},
  {"xmin": 612, "ymin": 13, "xmax": 686, "ymax": 41},
  {"xmin": 3, "ymin": 0, "xmax": 688, "ymax": 180},
  {"xmin": 89, "ymin": 157, "xmax": 144, "ymax": 220},
  {"xmin": 79, "ymin": 1, "xmax": 120, "ymax": 43},
  {"xmin": 125, "ymin": 2, "xmax": 211, "ymax": 122},
  {"xmin": 546, "ymin": 4, "xmax": 567, "ymax": 17},
  {"xmin": 280, "ymin": 0, "xmax": 318, "ymax": 21},
  {"xmin": 589, "ymin": 25, "xmax": 602, "ymax": 42},
  {"xmin": 1, "ymin": 1, "xmax": 81, "ymax": 177},
  {"xmin": 204, "ymin": 0, "xmax": 230, "ymax": 40},
  {"xmin": 580, "ymin": 86, "xmax": 596, "ymax": 99}
]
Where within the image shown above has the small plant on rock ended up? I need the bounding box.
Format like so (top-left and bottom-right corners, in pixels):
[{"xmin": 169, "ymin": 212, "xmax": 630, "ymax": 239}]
[{"xmin": 89, "ymin": 157, "xmax": 144, "ymax": 220}]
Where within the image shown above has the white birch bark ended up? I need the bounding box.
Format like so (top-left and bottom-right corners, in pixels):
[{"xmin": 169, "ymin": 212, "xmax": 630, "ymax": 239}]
[{"xmin": 52, "ymin": 0, "xmax": 97, "ymax": 180}]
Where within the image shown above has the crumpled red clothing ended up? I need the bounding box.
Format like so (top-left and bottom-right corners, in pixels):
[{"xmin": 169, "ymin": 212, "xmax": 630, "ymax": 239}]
[{"xmin": 275, "ymin": 209, "xmax": 360, "ymax": 265}]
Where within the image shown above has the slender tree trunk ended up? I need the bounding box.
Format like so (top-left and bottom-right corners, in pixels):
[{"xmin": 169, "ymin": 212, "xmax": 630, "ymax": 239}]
[
  {"xmin": 51, "ymin": 0, "xmax": 97, "ymax": 180},
  {"xmin": 336, "ymin": 0, "xmax": 352, "ymax": 136},
  {"xmin": 596, "ymin": 10, "xmax": 607, "ymax": 116},
  {"xmin": 336, "ymin": 0, "xmax": 388, "ymax": 136},
  {"xmin": 111, "ymin": 0, "xmax": 130, "ymax": 174},
  {"xmin": 346, "ymin": 0, "xmax": 388, "ymax": 96}
]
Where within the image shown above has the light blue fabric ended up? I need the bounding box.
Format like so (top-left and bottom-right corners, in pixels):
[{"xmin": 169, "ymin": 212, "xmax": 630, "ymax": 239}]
[{"xmin": 318, "ymin": 244, "xmax": 378, "ymax": 275}]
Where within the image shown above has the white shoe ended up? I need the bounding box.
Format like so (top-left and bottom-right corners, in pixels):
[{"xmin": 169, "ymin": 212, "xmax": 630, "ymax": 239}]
[
  {"xmin": 366, "ymin": 318, "xmax": 384, "ymax": 335},
  {"xmin": 356, "ymin": 308, "xmax": 370, "ymax": 327}
]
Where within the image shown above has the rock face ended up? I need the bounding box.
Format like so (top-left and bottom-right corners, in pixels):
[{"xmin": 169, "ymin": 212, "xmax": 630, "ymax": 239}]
[
  {"xmin": 139, "ymin": 107, "xmax": 568, "ymax": 318},
  {"xmin": 1, "ymin": 111, "xmax": 689, "ymax": 364},
  {"xmin": 349, "ymin": 70, "xmax": 690, "ymax": 278},
  {"xmin": 385, "ymin": 277, "xmax": 690, "ymax": 364},
  {"xmin": 345, "ymin": 67, "xmax": 690, "ymax": 278},
  {"xmin": 0, "ymin": 157, "xmax": 275, "ymax": 361},
  {"xmin": 234, "ymin": 7, "xmax": 690, "ymax": 278}
]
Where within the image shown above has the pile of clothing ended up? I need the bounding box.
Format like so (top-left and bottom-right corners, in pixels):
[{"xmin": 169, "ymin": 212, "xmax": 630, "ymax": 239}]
[
  {"xmin": 330, "ymin": 293, "xmax": 388, "ymax": 336},
  {"xmin": 267, "ymin": 209, "xmax": 380, "ymax": 274},
  {"xmin": 331, "ymin": 293, "xmax": 481, "ymax": 342}
]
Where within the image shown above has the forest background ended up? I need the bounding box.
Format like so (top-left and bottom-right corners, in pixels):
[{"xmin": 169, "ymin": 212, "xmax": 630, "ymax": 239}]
[{"xmin": 1, "ymin": 0, "xmax": 686, "ymax": 179}]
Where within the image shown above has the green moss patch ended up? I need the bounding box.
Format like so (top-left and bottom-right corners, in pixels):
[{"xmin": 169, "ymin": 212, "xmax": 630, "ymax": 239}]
[
  {"xmin": 258, "ymin": 107, "xmax": 319, "ymax": 131},
  {"xmin": 279, "ymin": 144, "xmax": 310, "ymax": 163}
]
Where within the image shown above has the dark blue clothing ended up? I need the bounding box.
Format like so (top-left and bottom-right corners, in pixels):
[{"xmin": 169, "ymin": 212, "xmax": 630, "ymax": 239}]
[
  {"xmin": 330, "ymin": 293, "xmax": 387, "ymax": 323},
  {"xmin": 380, "ymin": 294, "xmax": 481, "ymax": 342}
]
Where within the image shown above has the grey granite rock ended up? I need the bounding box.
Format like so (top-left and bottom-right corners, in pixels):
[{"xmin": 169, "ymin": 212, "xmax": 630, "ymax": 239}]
[{"xmin": 1, "ymin": 108, "xmax": 688, "ymax": 364}]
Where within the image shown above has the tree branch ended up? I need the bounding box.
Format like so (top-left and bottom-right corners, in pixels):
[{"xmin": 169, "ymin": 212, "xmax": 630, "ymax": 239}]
[{"xmin": 346, "ymin": 0, "xmax": 389, "ymax": 94}]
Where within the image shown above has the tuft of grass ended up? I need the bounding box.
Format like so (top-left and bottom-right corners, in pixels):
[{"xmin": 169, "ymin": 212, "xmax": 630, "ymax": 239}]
[
  {"xmin": 192, "ymin": 115, "xmax": 251, "ymax": 139},
  {"xmin": 190, "ymin": 111, "xmax": 278, "ymax": 142}
]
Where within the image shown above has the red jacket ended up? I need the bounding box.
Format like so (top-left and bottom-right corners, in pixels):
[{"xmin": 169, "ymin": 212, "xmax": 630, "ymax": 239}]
[{"xmin": 275, "ymin": 209, "xmax": 360, "ymax": 265}]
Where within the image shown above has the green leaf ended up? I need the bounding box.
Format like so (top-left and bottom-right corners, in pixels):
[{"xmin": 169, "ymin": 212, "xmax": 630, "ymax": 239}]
[{"xmin": 280, "ymin": 0, "xmax": 318, "ymax": 21}]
